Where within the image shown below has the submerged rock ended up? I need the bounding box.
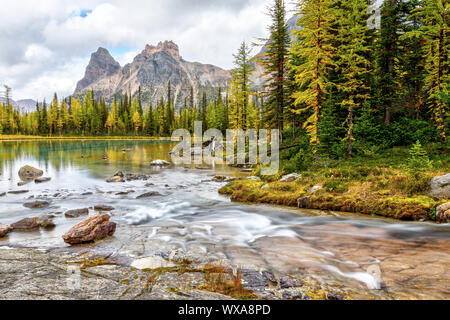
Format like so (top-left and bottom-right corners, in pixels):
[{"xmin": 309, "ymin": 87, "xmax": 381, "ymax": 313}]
[
  {"xmin": 150, "ymin": 160, "xmax": 171, "ymax": 166},
  {"xmin": 94, "ymin": 205, "xmax": 114, "ymax": 211},
  {"xmin": 136, "ymin": 191, "xmax": 163, "ymax": 199},
  {"xmin": 280, "ymin": 173, "xmax": 302, "ymax": 182},
  {"xmin": 0, "ymin": 192, "xmax": 6, "ymax": 197},
  {"xmin": 430, "ymin": 173, "xmax": 450, "ymax": 199},
  {"xmin": 11, "ymin": 217, "xmax": 40, "ymax": 230},
  {"xmin": 35, "ymin": 177, "xmax": 51, "ymax": 184},
  {"xmin": 0, "ymin": 223, "xmax": 12, "ymax": 237},
  {"xmin": 8, "ymin": 190, "xmax": 29, "ymax": 194},
  {"xmin": 23, "ymin": 200, "xmax": 51, "ymax": 209},
  {"xmin": 436, "ymin": 202, "xmax": 450, "ymax": 223},
  {"xmin": 62, "ymin": 214, "xmax": 116, "ymax": 245},
  {"xmin": 125, "ymin": 173, "xmax": 149, "ymax": 181},
  {"xmin": 65, "ymin": 208, "xmax": 89, "ymax": 218},
  {"xmin": 18, "ymin": 165, "xmax": 43, "ymax": 179}
]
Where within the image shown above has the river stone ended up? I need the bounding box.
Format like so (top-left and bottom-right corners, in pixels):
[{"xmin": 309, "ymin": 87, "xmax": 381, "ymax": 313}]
[
  {"xmin": 8, "ymin": 190, "xmax": 29, "ymax": 194},
  {"xmin": 0, "ymin": 223, "xmax": 12, "ymax": 237},
  {"xmin": 113, "ymin": 171, "xmax": 124, "ymax": 177},
  {"xmin": 136, "ymin": 191, "xmax": 163, "ymax": 199},
  {"xmin": 150, "ymin": 160, "xmax": 171, "ymax": 166},
  {"xmin": 35, "ymin": 177, "xmax": 51, "ymax": 184},
  {"xmin": 279, "ymin": 276, "xmax": 303, "ymax": 289},
  {"xmin": 11, "ymin": 217, "xmax": 40, "ymax": 230},
  {"xmin": 18, "ymin": 165, "xmax": 43, "ymax": 179},
  {"xmin": 94, "ymin": 205, "xmax": 114, "ymax": 211},
  {"xmin": 247, "ymin": 176, "xmax": 261, "ymax": 182},
  {"xmin": 62, "ymin": 214, "xmax": 116, "ymax": 245},
  {"xmin": 40, "ymin": 218, "xmax": 56, "ymax": 229},
  {"xmin": 436, "ymin": 202, "xmax": 450, "ymax": 223},
  {"xmin": 297, "ymin": 196, "xmax": 311, "ymax": 209},
  {"xmin": 281, "ymin": 173, "xmax": 302, "ymax": 182},
  {"xmin": 261, "ymin": 184, "xmax": 269, "ymax": 190},
  {"xmin": 106, "ymin": 176, "xmax": 124, "ymax": 183},
  {"xmin": 430, "ymin": 174, "xmax": 450, "ymax": 199},
  {"xmin": 0, "ymin": 192, "xmax": 6, "ymax": 197},
  {"xmin": 23, "ymin": 200, "xmax": 51, "ymax": 209},
  {"xmin": 65, "ymin": 208, "xmax": 89, "ymax": 218},
  {"xmin": 308, "ymin": 185, "xmax": 323, "ymax": 194}
]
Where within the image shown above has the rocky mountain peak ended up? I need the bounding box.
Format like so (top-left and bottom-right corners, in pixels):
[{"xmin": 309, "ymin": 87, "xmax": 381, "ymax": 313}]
[
  {"xmin": 74, "ymin": 41, "xmax": 231, "ymax": 111},
  {"xmin": 75, "ymin": 47, "xmax": 121, "ymax": 93},
  {"xmin": 141, "ymin": 40, "xmax": 180, "ymax": 60}
]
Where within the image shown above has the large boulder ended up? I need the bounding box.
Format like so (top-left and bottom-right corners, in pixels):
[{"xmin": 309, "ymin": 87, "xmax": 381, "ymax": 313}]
[
  {"xmin": 430, "ymin": 174, "xmax": 450, "ymax": 199},
  {"xmin": 436, "ymin": 202, "xmax": 450, "ymax": 223},
  {"xmin": 11, "ymin": 217, "xmax": 40, "ymax": 230},
  {"xmin": 18, "ymin": 165, "xmax": 43, "ymax": 179},
  {"xmin": 0, "ymin": 223, "xmax": 12, "ymax": 237},
  {"xmin": 62, "ymin": 214, "xmax": 116, "ymax": 245}
]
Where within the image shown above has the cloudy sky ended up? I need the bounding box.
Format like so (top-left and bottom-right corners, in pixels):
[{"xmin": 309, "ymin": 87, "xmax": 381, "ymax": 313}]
[{"xmin": 0, "ymin": 0, "xmax": 297, "ymax": 102}]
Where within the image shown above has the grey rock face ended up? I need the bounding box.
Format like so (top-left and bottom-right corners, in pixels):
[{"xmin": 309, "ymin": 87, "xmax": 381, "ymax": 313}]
[{"xmin": 75, "ymin": 47, "xmax": 121, "ymax": 92}]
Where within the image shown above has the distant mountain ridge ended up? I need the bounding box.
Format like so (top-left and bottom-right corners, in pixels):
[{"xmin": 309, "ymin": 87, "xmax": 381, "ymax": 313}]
[
  {"xmin": 0, "ymin": 97, "xmax": 37, "ymax": 113},
  {"xmin": 74, "ymin": 41, "xmax": 231, "ymax": 111}
]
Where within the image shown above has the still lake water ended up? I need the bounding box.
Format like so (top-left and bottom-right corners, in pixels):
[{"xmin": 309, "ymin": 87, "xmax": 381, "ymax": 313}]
[{"xmin": 0, "ymin": 139, "xmax": 449, "ymax": 299}]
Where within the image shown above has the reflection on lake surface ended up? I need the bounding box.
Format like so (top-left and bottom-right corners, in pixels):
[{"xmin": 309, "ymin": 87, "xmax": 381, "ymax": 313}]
[{"xmin": 0, "ymin": 140, "xmax": 449, "ymax": 300}]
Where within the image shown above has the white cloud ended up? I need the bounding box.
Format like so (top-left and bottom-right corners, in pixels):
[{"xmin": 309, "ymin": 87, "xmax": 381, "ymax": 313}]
[{"xmin": 0, "ymin": 0, "xmax": 296, "ymax": 102}]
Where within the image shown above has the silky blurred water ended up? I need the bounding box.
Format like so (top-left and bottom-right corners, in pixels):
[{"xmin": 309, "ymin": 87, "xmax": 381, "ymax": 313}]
[{"xmin": 0, "ymin": 140, "xmax": 449, "ymax": 299}]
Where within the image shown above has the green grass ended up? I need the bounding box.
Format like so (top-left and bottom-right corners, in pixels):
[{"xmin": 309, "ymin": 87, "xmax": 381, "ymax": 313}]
[{"xmin": 220, "ymin": 146, "xmax": 449, "ymax": 222}]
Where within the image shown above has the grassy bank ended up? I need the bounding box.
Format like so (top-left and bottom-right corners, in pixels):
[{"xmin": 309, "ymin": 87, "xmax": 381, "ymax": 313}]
[{"xmin": 219, "ymin": 146, "xmax": 449, "ymax": 222}]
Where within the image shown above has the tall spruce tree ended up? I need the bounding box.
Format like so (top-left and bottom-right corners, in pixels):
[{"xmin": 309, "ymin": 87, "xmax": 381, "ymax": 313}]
[
  {"xmin": 290, "ymin": 0, "xmax": 337, "ymax": 158},
  {"xmin": 260, "ymin": 0, "xmax": 291, "ymax": 137},
  {"xmin": 335, "ymin": 0, "xmax": 372, "ymax": 158},
  {"xmin": 232, "ymin": 41, "xmax": 255, "ymax": 129}
]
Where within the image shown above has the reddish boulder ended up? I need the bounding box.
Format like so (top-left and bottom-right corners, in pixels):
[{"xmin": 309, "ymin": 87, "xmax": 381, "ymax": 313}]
[
  {"xmin": 62, "ymin": 214, "xmax": 116, "ymax": 245},
  {"xmin": 11, "ymin": 217, "xmax": 40, "ymax": 230},
  {"xmin": 0, "ymin": 223, "xmax": 12, "ymax": 237}
]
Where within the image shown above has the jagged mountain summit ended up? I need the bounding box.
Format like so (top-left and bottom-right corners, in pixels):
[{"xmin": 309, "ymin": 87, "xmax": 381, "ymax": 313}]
[{"xmin": 74, "ymin": 41, "xmax": 231, "ymax": 111}]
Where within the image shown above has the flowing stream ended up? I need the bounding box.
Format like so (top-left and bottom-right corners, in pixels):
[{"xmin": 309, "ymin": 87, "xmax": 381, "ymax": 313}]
[{"xmin": 0, "ymin": 140, "xmax": 449, "ymax": 299}]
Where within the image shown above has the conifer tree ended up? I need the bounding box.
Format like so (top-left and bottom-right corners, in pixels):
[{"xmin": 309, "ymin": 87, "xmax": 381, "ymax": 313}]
[
  {"xmin": 233, "ymin": 41, "xmax": 254, "ymax": 129},
  {"xmin": 260, "ymin": 0, "xmax": 291, "ymax": 135},
  {"xmin": 335, "ymin": 0, "xmax": 372, "ymax": 158},
  {"xmin": 290, "ymin": 0, "xmax": 337, "ymax": 158}
]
